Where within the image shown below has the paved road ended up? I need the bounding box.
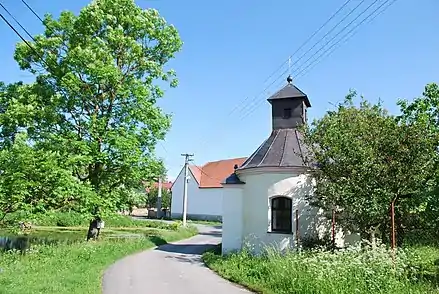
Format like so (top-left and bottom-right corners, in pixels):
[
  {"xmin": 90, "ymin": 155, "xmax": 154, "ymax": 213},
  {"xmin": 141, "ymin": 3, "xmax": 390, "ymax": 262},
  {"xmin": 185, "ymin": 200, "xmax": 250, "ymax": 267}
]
[{"xmin": 102, "ymin": 225, "xmax": 251, "ymax": 294}]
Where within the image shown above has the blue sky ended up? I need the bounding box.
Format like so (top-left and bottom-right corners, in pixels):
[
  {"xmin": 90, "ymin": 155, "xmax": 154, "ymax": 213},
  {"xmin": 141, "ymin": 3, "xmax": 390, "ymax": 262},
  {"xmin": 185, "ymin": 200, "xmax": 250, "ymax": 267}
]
[{"xmin": 0, "ymin": 0, "xmax": 438, "ymax": 180}]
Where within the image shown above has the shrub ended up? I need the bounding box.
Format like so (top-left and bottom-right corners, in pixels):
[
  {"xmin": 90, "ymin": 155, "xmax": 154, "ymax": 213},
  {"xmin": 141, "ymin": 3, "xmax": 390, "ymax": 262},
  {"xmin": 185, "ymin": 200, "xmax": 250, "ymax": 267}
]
[
  {"xmin": 1, "ymin": 211, "xmax": 183, "ymax": 232},
  {"xmin": 53, "ymin": 212, "xmax": 89, "ymax": 227},
  {"xmin": 203, "ymin": 244, "xmax": 436, "ymax": 294}
]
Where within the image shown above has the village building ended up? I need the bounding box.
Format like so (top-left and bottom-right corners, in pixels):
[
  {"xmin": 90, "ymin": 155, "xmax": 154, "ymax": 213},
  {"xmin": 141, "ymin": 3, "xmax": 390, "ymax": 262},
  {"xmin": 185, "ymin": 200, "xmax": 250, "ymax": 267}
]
[
  {"xmin": 221, "ymin": 76, "xmax": 358, "ymax": 254},
  {"xmin": 171, "ymin": 157, "xmax": 246, "ymax": 221}
]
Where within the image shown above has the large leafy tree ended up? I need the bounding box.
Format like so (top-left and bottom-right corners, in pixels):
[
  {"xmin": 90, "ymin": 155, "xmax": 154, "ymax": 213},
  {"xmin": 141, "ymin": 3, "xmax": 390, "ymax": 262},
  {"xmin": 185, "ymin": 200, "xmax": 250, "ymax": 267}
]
[
  {"xmin": 397, "ymin": 83, "xmax": 439, "ymax": 235},
  {"xmin": 8, "ymin": 0, "xmax": 182, "ymax": 212},
  {"xmin": 302, "ymin": 90, "xmax": 436, "ymax": 243}
]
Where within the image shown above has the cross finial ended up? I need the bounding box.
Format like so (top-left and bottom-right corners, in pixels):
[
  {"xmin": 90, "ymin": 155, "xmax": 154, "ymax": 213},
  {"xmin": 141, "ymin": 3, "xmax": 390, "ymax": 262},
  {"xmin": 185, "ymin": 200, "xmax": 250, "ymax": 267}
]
[
  {"xmin": 287, "ymin": 56, "xmax": 293, "ymax": 84},
  {"xmin": 288, "ymin": 56, "xmax": 292, "ymax": 75}
]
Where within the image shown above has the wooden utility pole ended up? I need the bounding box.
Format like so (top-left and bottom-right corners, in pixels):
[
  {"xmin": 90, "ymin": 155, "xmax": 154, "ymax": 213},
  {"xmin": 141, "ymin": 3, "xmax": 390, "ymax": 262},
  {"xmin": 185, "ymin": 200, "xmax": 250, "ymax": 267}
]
[
  {"xmin": 181, "ymin": 153, "xmax": 193, "ymax": 226},
  {"xmin": 391, "ymin": 199, "xmax": 396, "ymax": 268},
  {"xmin": 391, "ymin": 200, "xmax": 396, "ymax": 250}
]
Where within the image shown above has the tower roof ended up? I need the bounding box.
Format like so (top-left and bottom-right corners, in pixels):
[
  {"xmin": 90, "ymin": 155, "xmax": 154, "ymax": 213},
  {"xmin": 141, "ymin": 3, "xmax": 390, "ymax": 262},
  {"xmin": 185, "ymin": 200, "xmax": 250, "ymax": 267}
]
[
  {"xmin": 238, "ymin": 128, "xmax": 308, "ymax": 170},
  {"xmin": 267, "ymin": 79, "xmax": 311, "ymax": 107}
]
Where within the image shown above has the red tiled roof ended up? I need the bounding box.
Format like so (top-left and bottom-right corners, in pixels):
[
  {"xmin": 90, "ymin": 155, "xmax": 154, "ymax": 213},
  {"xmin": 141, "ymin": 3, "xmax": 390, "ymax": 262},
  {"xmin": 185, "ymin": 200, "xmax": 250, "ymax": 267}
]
[
  {"xmin": 144, "ymin": 181, "xmax": 172, "ymax": 193},
  {"xmin": 189, "ymin": 157, "xmax": 247, "ymax": 188}
]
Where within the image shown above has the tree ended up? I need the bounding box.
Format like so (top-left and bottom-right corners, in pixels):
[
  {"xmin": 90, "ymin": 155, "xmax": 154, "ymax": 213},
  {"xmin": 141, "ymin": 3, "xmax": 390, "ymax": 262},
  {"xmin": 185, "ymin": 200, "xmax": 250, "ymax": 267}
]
[
  {"xmin": 9, "ymin": 0, "xmax": 182, "ymax": 213},
  {"xmin": 114, "ymin": 187, "xmax": 147, "ymax": 215},
  {"xmin": 0, "ymin": 82, "xmax": 43, "ymax": 149},
  {"xmin": 146, "ymin": 186, "xmax": 171, "ymax": 210},
  {"xmin": 302, "ymin": 90, "xmax": 436, "ymax": 243},
  {"xmin": 397, "ymin": 83, "xmax": 439, "ymax": 236},
  {"xmin": 0, "ymin": 133, "xmax": 96, "ymax": 222}
]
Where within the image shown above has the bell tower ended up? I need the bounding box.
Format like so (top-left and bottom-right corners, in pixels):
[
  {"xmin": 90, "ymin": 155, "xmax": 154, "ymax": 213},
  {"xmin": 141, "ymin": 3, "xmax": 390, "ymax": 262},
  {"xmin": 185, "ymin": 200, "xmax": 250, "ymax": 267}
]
[{"xmin": 267, "ymin": 75, "xmax": 311, "ymax": 130}]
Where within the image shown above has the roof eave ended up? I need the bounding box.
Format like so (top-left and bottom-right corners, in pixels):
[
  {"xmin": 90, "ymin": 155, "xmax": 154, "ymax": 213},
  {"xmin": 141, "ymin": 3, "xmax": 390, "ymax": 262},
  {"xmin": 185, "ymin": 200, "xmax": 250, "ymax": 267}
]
[
  {"xmin": 236, "ymin": 165, "xmax": 311, "ymax": 175},
  {"xmin": 267, "ymin": 95, "xmax": 311, "ymax": 108}
]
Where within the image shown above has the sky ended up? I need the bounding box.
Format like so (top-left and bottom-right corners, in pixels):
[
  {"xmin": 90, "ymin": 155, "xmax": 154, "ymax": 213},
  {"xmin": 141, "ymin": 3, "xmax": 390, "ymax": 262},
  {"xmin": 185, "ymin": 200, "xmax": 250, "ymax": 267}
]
[{"xmin": 0, "ymin": 0, "xmax": 438, "ymax": 180}]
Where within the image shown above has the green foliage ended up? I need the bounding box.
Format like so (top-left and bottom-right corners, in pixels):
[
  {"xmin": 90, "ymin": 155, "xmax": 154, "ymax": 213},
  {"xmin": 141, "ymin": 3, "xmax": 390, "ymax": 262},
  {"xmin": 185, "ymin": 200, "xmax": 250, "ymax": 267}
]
[
  {"xmin": 103, "ymin": 214, "xmax": 181, "ymax": 230},
  {"xmin": 302, "ymin": 90, "xmax": 437, "ymax": 240},
  {"xmin": 114, "ymin": 188, "xmax": 147, "ymax": 214},
  {"xmin": 2, "ymin": 211, "xmax": 181, "ymax": 231},
  {"xmin": 0, "ymin": 133, "xmax": 97, "ymax": 220},
  {"xmin": 146, "ymin": 186, "xmax": 171, "ymax": 209},
  {"xmin": 2, "ymin": 211, "xmax": 89, "ymax": 227},
  {"xmin": 397, "ymin": 83, "xmax": 439, "ymax": 236},
  {"xmin": 0, "ymin": 0, "xmax": 181, "ymax": 215},
  {"xmin": 203, "ymin": 245, "xmax": 438, "ymax": 294},
  {"xmin": 0, "ymin": 225, "xmax": 197, "ymax": 294}
]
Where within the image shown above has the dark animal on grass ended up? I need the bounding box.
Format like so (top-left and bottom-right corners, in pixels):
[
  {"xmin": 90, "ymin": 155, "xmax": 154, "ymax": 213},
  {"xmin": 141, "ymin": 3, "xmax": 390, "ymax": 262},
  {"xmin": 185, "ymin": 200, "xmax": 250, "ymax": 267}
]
[{"xmin": 87, "ymin": 216, "xmax": 104, "ymax": 241}]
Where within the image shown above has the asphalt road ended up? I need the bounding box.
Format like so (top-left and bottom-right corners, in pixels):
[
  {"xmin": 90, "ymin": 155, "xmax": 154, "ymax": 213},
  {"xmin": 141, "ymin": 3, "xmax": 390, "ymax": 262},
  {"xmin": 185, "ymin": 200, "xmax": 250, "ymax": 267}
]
[{"xmin": 102, "ymin": 224, "xmax": 251, "ymax": 294}]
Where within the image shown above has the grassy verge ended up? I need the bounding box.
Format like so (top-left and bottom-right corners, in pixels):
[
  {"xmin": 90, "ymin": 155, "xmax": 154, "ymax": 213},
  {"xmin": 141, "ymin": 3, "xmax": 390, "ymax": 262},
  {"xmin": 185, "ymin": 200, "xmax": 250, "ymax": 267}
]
[
  {"xmin": 0, "ymin": 224, "xmax": 197, "ymax": 294},
  {"xmin": 203, "ymin": 244, "xmax": 439, "ymax": 294},
  {"xmin": 2, "ymin": 211, "xmax": 181, "ymax": 230},
  {"xmin": 187, "ymin": 219, "xmax": 222, "ymax": 226}
]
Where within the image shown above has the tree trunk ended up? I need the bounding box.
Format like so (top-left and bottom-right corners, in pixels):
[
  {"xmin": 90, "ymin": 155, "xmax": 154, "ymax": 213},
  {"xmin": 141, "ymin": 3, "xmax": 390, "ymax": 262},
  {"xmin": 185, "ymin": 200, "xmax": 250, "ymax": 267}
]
[{"xmin": 89, "ymin": 162, "xmax": 103, "ymax": 191}]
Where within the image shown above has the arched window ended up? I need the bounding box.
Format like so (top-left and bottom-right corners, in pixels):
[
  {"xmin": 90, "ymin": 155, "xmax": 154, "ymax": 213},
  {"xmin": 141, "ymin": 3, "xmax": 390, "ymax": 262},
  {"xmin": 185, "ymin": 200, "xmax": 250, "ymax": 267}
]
[{"xmin": 271, "ymin": 197, "xmax": 292, "ymax": 233}]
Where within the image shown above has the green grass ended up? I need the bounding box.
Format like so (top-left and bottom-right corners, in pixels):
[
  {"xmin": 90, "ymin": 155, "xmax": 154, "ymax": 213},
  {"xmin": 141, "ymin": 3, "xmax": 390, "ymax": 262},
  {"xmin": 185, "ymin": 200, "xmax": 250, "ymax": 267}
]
[
  {"xmin": 2, "ymin": 211, "xmax": 181, "ymax": 230},
  {"xmin": 187, "ymin": 219, "xmax": 222, "ymax": 226},
  {"xmin": 0, "ymin": 224, "xmax": 197, "ymax": 294},
  {"xmin": 203, "ymin": 244, "xmax": 439, "ymax": 294}
]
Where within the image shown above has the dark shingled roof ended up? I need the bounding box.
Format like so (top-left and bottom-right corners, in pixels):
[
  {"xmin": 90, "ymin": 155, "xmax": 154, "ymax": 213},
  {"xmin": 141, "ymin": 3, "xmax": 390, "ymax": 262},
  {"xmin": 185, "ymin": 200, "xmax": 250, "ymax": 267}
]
[
  {"xmin": 238, "ymin": 128, "xmax": 307, "ymax": 170},
  {"xmin": 267, "ymin": 83, "xmax": 311, "ymax": 107}
]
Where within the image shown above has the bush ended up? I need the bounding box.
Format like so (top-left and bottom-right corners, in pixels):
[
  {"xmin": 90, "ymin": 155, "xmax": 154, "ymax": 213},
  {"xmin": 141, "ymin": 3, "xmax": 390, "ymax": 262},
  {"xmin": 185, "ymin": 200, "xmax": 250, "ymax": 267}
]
[
  {"xmin": 203, "ymin": 244, "xmax": 437, "ymax": 294},
  {"xmin": 1, "ymin": 211, "xmax": 181, "ymax": 231},
  {"xmin": 53, "ymin": 212, "xmax": 89, "ymax": 227},
  {"xmin": 104, "ymin": 214, "xmax": 180, "ymax": 230}
]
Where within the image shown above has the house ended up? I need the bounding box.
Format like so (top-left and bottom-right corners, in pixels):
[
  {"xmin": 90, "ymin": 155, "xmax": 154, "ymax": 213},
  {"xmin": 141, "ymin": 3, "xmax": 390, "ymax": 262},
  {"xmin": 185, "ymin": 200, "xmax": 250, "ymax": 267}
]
[
  {"xmin": 221, "ymin": 76, "xmax": 359, "ymax": 255},
  {"xmin": 144, "ymin": 181, "xmax": 172, "ymax": 193},
  {"xmin": 171, "ymin": 157, "xmax": 247, "ymax": 221}
]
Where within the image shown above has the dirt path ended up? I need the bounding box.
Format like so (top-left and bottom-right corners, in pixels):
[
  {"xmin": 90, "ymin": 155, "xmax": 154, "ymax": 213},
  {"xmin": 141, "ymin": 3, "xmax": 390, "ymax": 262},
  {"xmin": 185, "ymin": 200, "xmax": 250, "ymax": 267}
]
[{"xmin": 102, "ymin": 225, "xmax": 251, "ymax": 294}]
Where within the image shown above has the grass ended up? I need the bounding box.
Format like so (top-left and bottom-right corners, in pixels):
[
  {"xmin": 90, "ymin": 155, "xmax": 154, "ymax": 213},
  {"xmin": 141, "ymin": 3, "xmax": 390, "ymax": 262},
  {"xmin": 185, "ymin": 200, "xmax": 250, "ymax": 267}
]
[
  {"xmin": 187, "ymin": 219, "xmax": 222, "ymax": 226},
  {"xmin": 2, "ymin": 211, "xmax": 181, "ymax": 230},
  {"xmin": 0, "ymin": 222, "xmax": 197, "ymax": 294},
  {"xmin": 203, "ymin": 244, "xmax": 439, "ymax": 294}
]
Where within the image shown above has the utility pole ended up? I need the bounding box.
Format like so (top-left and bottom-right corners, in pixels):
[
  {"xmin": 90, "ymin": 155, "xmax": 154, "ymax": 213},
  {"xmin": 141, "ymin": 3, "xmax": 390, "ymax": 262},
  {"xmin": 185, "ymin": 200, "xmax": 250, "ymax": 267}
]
[
  {"xmin": 156, "ymin": 177, "xmax": 162, "ymax": 219},
  {"xmin": 181, "ymin": 153, "xmax": 194, "ymax": 226}
]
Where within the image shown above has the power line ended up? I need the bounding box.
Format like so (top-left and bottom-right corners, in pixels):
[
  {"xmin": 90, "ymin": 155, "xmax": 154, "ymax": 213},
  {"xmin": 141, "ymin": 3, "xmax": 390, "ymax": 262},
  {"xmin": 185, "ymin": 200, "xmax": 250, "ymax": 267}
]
[
  {"xmin": 18, "ymin": 0, "xmax": 189, "ymax": 172},
  {"xmin": 238, "ymin": 0, "xmax": 395, "ymax": 122},
  {"xmin": 235, "ymin": 0, "xmax": 367, "ymax": 122},
  {"xmin": 0, "ymin": 2, "xmax": 37, "ymax": 42},
  {"xmin": 194, "ymin": 0, "xmax": 398, "ymax": 155},
  {"xmin": 2, "ymin": 1, "xmax": 184, "ymax": 180},
  {"xmin": 0, "ymin": 2, "xmax": 78, "ymax": 129},
  {"xmin": 192, "ymin": 0, "xmax": 358, "ymax": 154},
  {"xmin": 0, "ymin": 4, "xmax": 52, "ymax": 71},
  {"xmin": 289, "ymin": 0, "xmax": 354, "ymax": 61},
  {"xmin": 237, "ymin": 0, "xmax": 375, "ymax": 121},
  {"xmin": 21, "ymin": 0, "xmax": 43, "ymax": 23},
  {"xmin": 295, "ymin": 0, "xmax": 399, "ymax": 81},
  {"xmin": 286, "ymin": 0, "xmax": 366, "ymax": 75},
  {"xmin": 14, "ymin": 1, "xmax": 182, "ymax": 175},
  {"xmin": 292, "ymin": 0, "xmax": 383, "ymax": 79},
  {"xmin": 221, "ymin": 0, "xmax": 355, "ymax": 120}
]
